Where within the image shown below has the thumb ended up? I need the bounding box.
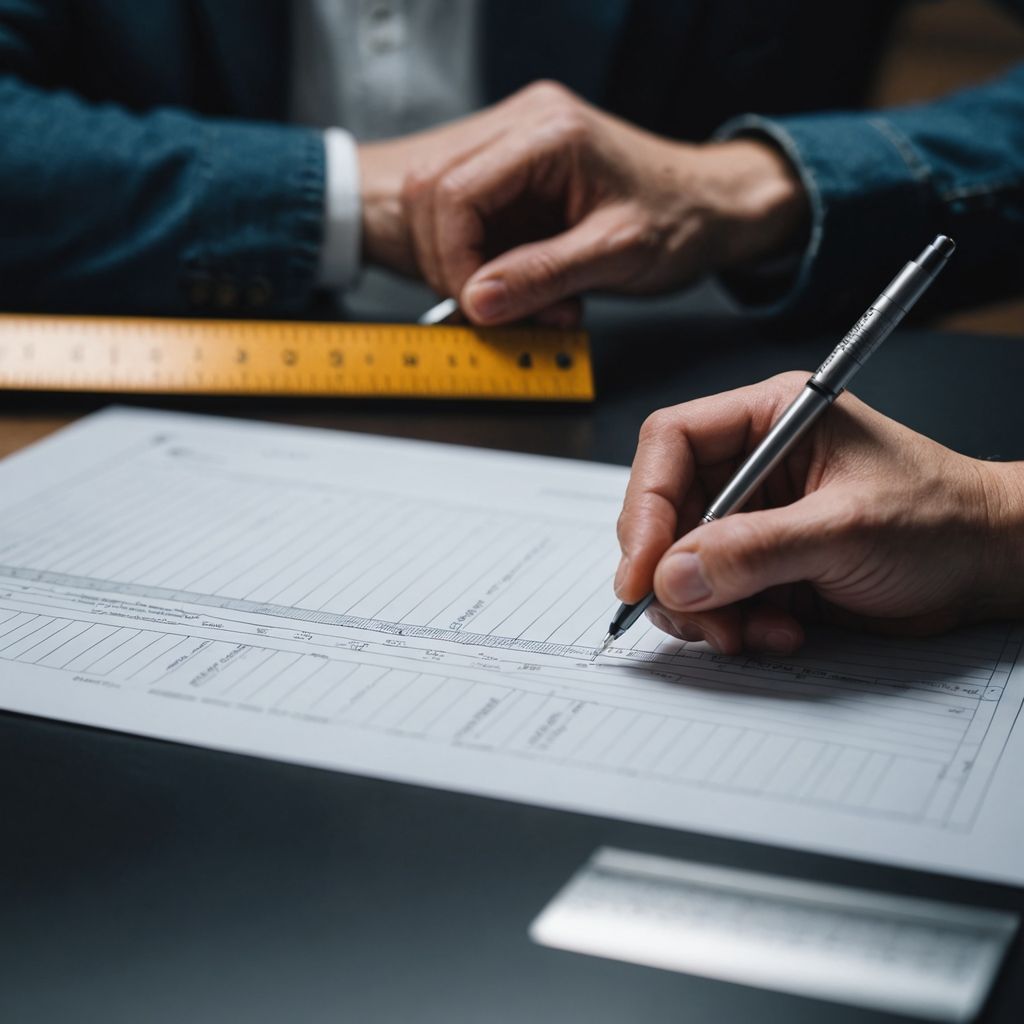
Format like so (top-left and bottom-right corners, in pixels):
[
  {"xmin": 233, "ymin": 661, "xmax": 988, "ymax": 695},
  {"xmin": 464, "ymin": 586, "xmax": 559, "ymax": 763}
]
[
  {"xmin": 653, "ymin": 491, "xmax": 847, "ymax": 612},
  {"xmin": 460, "ymin": 205, "xmax": 637, "ymax": 325}
]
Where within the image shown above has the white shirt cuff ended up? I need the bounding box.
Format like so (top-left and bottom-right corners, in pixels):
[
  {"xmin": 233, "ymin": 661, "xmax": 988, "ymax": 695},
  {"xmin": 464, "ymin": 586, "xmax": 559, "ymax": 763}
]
[{"xmin": 317, "ymin": 127, "xmax": 362, "ymax": 289}]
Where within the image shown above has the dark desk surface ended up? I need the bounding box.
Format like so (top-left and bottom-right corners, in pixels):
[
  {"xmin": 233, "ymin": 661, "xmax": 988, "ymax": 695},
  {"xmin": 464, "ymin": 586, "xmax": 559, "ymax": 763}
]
[{"xmin": 2, "ymin": 297, "xmax": 1023, "ymax": 1024}]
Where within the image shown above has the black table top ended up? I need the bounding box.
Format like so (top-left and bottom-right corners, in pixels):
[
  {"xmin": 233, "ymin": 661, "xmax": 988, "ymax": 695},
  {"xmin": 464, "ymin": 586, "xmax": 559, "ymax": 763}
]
[{"xmin": 2, "ymin": 294, "xmax": 1023, "ymax": 1024}]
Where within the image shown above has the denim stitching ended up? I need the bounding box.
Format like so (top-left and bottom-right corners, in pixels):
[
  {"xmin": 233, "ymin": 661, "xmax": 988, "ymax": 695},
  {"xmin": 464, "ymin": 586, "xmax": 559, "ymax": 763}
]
[
  {"xmin": 941, "ymin": 176, "xmax": 1024, "ymax": 201},
  {"xmin": 866, "ymin": 117, "xmax": 933, "ymax": 185}
]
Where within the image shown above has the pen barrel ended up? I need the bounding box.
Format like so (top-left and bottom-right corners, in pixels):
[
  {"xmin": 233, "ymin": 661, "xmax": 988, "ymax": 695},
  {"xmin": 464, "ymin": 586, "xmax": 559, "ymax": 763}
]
[
  {"xmin": 703, "ymin": 386, "xmax": 830, "ymax": 521},
  {"xmin": 810, "ymin": 290, "xmax": 905, "ymax": 397}
]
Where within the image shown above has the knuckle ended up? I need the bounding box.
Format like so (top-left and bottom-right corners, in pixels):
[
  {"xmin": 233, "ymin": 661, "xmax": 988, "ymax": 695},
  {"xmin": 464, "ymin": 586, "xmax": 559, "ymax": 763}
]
[
  {"xmin": 520, "ymin": 82, "xmax": 590, "ymax": 144},
  {"xmin": 615, "ymin": 494, "xmax": 650, "ymax": 544},
  {"xmin": 524, "ymin": 79, "xmax": 574, "ymax": 106},
  {"xmin": 615, "ymin": 510, "xmax": 630, "ymax": 546},
  {"xmin": 545, "ymin": 108, "xmax": 590, "ymax": 147},
  {"xmin": 638, "ymin": 408, "xmax": 675, "ymax": 444},
  {"xmin": 436, "ymin": 171, "xmax": 469, "ymax": 207},
  {"xmin": 604, "ymin": 218, "xmax": 643, "ymax": 252},
  {"xmin": 400, "ymin": 168, "xmax": 432, "ymax": 206},
  {"xmin": 605, "ymin": 214, "xmax": 661, "ymax": 259}
]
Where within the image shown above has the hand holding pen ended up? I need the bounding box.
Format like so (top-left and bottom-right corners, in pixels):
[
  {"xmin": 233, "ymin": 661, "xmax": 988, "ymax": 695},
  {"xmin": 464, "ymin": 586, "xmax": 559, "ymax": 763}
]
[{"xmin": 602, "ymin": 236, "xmax": 1024, "ymax": 655}]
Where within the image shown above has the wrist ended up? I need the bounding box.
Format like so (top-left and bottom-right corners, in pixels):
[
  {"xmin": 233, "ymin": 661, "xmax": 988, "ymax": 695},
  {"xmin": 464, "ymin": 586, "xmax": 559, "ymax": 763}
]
[
  {"xmin": 357, "ymin": 141, "xmax": 416, "ymax": 274},
  {"xmin": 695, "ymin": 139, "xmax": 810, "ymax": 271},
  {"xmin": 973, "ymin": 459, "xmax": 1024, "ymax": 619}
]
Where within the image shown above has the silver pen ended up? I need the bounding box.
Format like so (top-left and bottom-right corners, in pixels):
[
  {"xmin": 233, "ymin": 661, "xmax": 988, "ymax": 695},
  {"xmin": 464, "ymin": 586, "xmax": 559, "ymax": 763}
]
[{"xmin": 599, "ymin": 233, "xmax": 956, "ymax": 655}]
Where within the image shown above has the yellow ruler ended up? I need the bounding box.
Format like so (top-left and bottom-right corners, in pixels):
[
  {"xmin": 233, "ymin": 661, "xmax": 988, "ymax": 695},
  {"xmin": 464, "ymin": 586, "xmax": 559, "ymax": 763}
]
[{"xmin": 0, "ymin": 313, "xmax": 594, "ymax": 401}]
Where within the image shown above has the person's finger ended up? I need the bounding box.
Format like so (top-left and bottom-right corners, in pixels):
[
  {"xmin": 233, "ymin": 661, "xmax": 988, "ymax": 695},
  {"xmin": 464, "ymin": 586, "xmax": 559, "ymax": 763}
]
[
  {"xmin": 401, "ymin": 132, "xmax": 501, "ymax": 297},
  {"xmin": 614, "ymin": 376, "xmax": 803, "ymax": 604},
  {"xmin": 645, "ymin": 606, "xmax": 704, "ymax": 643},
  {"xmin": 403, "ymin": 170, "xmax": 452, "ymax": 297},
  {"xmin": 653, "ymin": 488, "xmax": 854, "ymax": 613},
  {"xmin": 460, "ymin": 204, "xmax": 656, "ymax": 325},
  {"xmin": 739, "ymin": 602, "xmax": 805, "ymax": 654},
  {"xmin": 423, "ymin": 112, "xmax": 598, "ymax": 303},
  {"xmin": 649, "ymin": 596, "xmax": 805, "ymax": 654},
  {"xmin": 645, "ymin": 606, "xmax": 695, "ymax": 642},
  {"xmin": 614, "ymin": 414, "xmax": 693, "ymax": 604},
  {"xmin": 651, "ymin": 604, "xmax": 745, "ymax": 654}
]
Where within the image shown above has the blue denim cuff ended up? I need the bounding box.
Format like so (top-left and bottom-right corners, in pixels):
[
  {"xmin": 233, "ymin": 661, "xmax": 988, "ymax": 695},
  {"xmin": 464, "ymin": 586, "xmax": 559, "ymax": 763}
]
[
  {"xmin": 715, "ymin": 112, "xmax": 934, "ymax": 322},
  {"xmin": 180, "ymin": 116, "xmax": 325, "ymax": 315}
]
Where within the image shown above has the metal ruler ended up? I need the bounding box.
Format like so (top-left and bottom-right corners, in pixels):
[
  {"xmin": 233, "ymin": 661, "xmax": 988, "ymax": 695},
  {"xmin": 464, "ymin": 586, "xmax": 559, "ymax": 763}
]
[
  {"xmin": 0, "ymin": 313, "xmax": 593, "ymax": 401},
  {"xmin": 532, "ymin": 848, "xmax": 1019, "ymax": 1023}
]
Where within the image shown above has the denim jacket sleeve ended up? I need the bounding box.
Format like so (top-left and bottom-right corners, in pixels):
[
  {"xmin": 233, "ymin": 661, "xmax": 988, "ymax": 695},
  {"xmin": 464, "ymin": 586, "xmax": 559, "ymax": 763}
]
[
  {"xmin": 716, "ymin": 58, "xmax": 1024, "ymax": 324},
  {"xmin": 0, "ymin": 66, "xmax": 325, "ymax": 316}
]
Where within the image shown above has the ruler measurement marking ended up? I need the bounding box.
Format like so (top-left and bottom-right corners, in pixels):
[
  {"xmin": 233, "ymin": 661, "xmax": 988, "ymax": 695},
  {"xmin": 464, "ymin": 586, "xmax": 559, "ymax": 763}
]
[{"xmin": 0, "ymin": 314, "xmax": 592, "ymax": 400}]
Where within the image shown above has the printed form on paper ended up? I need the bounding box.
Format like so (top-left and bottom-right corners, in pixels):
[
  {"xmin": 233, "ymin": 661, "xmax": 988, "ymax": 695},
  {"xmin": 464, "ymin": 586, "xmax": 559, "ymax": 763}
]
[{"xmin": 1, "ymin": 409, "xmax": 1023, "ymax": 884}]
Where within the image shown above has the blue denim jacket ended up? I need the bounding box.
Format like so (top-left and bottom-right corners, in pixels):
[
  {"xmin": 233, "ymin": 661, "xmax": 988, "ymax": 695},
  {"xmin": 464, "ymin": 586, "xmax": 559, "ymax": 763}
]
[{"xmin": 0, "ymin": 0, "xmax": 1020, "ymax": 323}]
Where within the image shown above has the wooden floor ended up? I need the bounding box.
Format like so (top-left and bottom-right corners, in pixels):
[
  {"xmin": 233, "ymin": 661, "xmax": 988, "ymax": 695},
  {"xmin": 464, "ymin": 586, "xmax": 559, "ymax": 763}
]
[{"xmin": 872, "ymin": 0, "xmax": 1024, "ymax": 334}]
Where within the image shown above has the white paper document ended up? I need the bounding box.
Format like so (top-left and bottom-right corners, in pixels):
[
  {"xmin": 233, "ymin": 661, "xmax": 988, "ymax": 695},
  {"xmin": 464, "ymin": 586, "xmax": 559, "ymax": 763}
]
[
  {"xmin": 531, "ymin": 848, "xmax": 1018, "ymax": 1022},
  {"xmin": 1, "ymin": 408, "xmax": 1023, "ymax": 884}
]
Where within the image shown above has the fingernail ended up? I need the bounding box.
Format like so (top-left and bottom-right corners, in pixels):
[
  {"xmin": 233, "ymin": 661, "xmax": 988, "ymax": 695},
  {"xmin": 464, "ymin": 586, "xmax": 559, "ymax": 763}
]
[
  {"xmin": 613, "ymin": 556, "xmax": 630, "ymax": 599},
  {"xmin": 465, "ymin": 279, "xmax": 508, "ymax": 321},
  {"xmin": 765, "ymin": 629, "xmax": 797, "ymax": 653},
  {"xmin": 660, "ymin": 552, "xmax": 712, "ymax": 608}
]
